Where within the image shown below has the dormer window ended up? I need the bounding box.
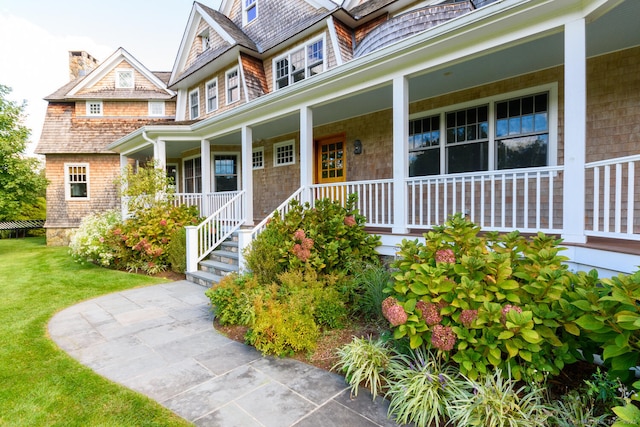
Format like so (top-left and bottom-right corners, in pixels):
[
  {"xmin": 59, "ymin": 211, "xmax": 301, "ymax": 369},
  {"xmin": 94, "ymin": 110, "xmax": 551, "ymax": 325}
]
[
  {"xmin": 116, "ymin": 69, "xmax": 134, "ymax": 89},
  {"xmin": 274, "ymin": 36, "xmax": 325, "ymax": 90},
  {"xmin": 243, "ymin": 0, "xmax": 257, "ymax": 26}
]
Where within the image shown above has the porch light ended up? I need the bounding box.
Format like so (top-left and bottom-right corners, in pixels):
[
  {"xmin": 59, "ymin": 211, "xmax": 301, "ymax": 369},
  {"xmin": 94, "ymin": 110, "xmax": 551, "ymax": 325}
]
[{"xmin": 353, "ymin": 139, "xmax": 363, "ymax": 154}]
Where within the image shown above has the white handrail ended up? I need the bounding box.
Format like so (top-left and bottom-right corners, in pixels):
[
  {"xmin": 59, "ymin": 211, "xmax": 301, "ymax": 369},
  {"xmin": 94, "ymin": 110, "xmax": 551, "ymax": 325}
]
[
  {"xmin": 186, "ymin": 190, "xmax": 246, "ymax": 272},
  {"xmin": 250, "ymin": 187, "xmax": 307, "ymax": 240}
]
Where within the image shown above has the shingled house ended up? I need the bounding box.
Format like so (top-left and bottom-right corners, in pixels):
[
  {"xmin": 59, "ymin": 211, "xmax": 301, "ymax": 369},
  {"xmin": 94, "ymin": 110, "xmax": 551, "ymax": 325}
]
[
  {"xmin": 43, "ymin": 0, "xmax": 638, "ymax": 281},
  {"xmin": 36, "ymin": 48, "xmax": 176, "ymax": 245}
]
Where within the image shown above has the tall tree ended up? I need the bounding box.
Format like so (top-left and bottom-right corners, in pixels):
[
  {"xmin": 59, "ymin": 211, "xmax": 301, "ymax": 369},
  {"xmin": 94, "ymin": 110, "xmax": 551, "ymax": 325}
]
[{"xmin": 0, "ymin": 85, "xmax": 48, "ymax": 221}]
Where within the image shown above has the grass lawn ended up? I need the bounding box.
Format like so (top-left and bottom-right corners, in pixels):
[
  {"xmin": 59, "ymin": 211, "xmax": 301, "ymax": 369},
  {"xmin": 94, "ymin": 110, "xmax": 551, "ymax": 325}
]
[{"xmin": 0, "ymin": 237, "xmax": 192, "ymax": 427}]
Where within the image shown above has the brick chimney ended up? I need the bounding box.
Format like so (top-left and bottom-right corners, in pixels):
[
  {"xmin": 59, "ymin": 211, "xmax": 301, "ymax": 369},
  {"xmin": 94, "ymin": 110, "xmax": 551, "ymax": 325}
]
[{"xmin": 68, "ymin": 51, "xmax": 99, "ymax": 80}]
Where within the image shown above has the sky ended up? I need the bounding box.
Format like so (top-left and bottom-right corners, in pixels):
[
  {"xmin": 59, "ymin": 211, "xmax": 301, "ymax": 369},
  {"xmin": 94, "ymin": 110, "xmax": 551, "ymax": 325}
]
[{"xmin": 0, "ymin": 0, "xmax": 222, "ymax": 156}]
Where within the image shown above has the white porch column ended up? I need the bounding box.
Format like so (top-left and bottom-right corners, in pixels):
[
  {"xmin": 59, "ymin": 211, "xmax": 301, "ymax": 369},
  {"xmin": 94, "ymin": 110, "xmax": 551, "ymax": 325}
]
[
  {"xmin": 300, "ymin": 106, "xmax": 313, "ymax": 204},
  {"xmin": 392, "ymin": 76, "xmax": 409, "ymax": 234},
  {"xmin": 154, "ymin": 140, "xmax": 166, "ymax": 170},
  {"xmin": 200, "ymin": 139, "xmax": 211, "ymax": 216},
  {"xmin": 562, "ymin": 18, "xmax": 587, "ymax": 244},
  {"xmin": 120, "ymin": 154, "xmax": 129, "ymax": 219},
  {"xmin": 241, "ymin": 125, "xmax": 254, "ymax": 226}
]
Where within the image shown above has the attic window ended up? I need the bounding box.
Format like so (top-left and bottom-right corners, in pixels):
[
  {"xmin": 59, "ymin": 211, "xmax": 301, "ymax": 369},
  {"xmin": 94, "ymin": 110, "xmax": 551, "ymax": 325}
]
[
  {"xmin": 243, "ymin": 0, "xmax": 257, "ymax": 26},
  {"xmin": 86, "ymin": 101, "xmax": 102, "ymax": 116},
  {"xmin": 200, "ymin": 31, "xmax": 211, "ymax": 52},
  {"xmin": 116, "ymin": 69, "xmax": 134, "ymax": 88}
]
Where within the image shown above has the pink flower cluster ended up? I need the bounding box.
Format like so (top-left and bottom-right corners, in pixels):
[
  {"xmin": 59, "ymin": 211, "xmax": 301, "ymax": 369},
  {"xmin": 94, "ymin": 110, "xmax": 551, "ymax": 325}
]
[
  {"xmin": 343, "ymin": 215, "xmax": 357, "ymax": 227},
  {"xmin": 460, "ymin": 309, "xmax": 478, "ymax": 327},
  {"xmin": 431, "ymin": 324, "xmax": 456, "ymax": 351},
  {"xmin": 435, "ymin": 248, "xmax": 456, "ymax": 264},
  {"xmin": 501, "ymin": 304, "xmax": 523, "ymax": 325},
  {"xmin": 416, "ymin": 301, "xmax": 442, "ymax": 326},
  {"xmin": 382, "ymin": 297, "xmax": 408, "ymax": 326},
  {"xmin": 292, "ymin": 229, "xmax": 314, "ymax": 262}
]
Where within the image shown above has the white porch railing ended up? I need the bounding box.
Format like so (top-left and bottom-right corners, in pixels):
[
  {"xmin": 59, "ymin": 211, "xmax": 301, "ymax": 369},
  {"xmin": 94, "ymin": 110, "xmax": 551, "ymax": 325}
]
[
  {"xmin": 250, "ymin": 187, "xmax": 307, "ymax": 240},
  {"xmin": 172, "ymin": 193, "xmax": 203, "ymax": 213},
  {"xmin": 309, "ymin": 180, "xmax": 395, "ymax": 227},
  {"xmin": 585, "ymin": 154, "xmax": 640, "ymax": 240},
  {"xmin": 406, "ymin": 166, "xmax": 565, "ymax": 234},
  {"xmin": 185, "ymin": 190, "xmax": 246, "ymax": 272},
  {"xmin": 173, "ymin": 191, "xmax": 241, "ymax": 217}
]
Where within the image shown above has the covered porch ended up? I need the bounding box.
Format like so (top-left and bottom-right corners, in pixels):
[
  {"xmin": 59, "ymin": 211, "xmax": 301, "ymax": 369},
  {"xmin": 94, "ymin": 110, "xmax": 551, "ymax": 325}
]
[{"xmin": 108, "ymin": 0, "xmax": 640, "ymax": 277}]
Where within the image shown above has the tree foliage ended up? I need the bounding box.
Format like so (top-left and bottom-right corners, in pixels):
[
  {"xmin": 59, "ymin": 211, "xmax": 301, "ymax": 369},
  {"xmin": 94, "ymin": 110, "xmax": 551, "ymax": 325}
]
[{"xmin": 0, "ymin": 85, "xmax": 47, "ymax": 220}]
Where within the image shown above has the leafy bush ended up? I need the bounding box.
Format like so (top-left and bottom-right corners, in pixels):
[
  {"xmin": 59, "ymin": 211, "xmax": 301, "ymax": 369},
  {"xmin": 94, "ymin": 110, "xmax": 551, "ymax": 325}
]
[
  {"xmin": 569, "ymin": 270, "xmax": 640, "ymax": 382},
  {"xmin": 244, "ymin": 194, "xmax": 381, "ymax": 283},
  {"xmin": 385, "ymin": 346, "xmax": 468, "ymax": 427},
  {"xmin": 446, "ymin": 368, "xmax": 551, "ymax": 427},
  {"xmin": 351, "ymin": 263, "xmax": 390, "ymax": 323},
  {"xmin": 333, "ymin": 336, "xmax": 391, "ymax": 400},
  {"xmin": 386, "ymin": 213, "xmax": 580, "ymax": 381},
  {"xmin": 205, "ymin": 274, "xmax": 261, "ymax": 326},
  {"xmin": 167, "ymin": 227, "xmax": 187, "ymax": 273},
  {"xmin": 104, "ymin": 204, "xmax": 200, "ymax": 274},
  {"xmin": 69, "ymin": 209, "xmax": 121, "ymax": 266}
]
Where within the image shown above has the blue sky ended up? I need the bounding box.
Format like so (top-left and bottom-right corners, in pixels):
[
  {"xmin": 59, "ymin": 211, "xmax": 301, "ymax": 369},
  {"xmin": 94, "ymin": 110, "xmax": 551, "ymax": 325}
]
[{"xmin": 0, "ymin": 0, "xmax": 222, "ymax": 154}]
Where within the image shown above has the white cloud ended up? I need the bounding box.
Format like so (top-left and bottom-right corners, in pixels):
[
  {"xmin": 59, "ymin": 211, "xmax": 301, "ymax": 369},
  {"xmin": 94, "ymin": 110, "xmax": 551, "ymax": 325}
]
[{"xmin": 0, "ymin": 14, "xmax": 113, "ymax": 156}]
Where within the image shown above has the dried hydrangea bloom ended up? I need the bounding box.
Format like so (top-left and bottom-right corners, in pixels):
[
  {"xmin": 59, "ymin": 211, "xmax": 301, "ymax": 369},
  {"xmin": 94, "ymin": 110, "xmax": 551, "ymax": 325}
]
[
  {"xmin": 500, "ymin": 304, "xmax": 523, "ymax": 325},
  {"xmin": 459, "ymin": 309, "xmax": 478, "ymax": 327},
  {"xmin": 416, "ymin": 300, "xmax": 442, "ymax": 326},
  {"xmin": 435, "ymin": 248, "xmax": 456, "ymax": 264},
  {"xmin": 293, "ymin": 229, "xmax": 306, "ymax": 241},
  {"xmin": 382, "ymin": 297, "xmax": 408, "ymax": 326},
  {"xmin": 301, "ymin": 237, "xmax": 314, "ymax": 250},
  {"xmin": 431, "ymin": 324, "xmax": 456, "ymax": 351},
  {"xmin": 343, "ymin": 215, "xmax": 357, "ymax": 226},
  {"xmin": 292, "ymin": 243, "xmax": 311, "ymax": 261}
]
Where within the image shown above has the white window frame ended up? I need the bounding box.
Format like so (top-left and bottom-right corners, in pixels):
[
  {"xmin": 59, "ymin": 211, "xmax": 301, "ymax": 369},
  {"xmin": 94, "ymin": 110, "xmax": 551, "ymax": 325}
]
[
  {"xmin": 273, "ymin": 35, "xmax": 326, "ymax": 90},
  {"xmin": 200, "ymin": 30, "xmax": 211, "ymax": 52},
  {"xmin": 408, "ymin": 83, "xmax": 558, "ymax": 176},
  {"xmin": 64, "ymin": 163, "xmax": 89, "ymax": 200},
  {"xmin": 166, "ymin": 163, "xmax": 179, "ymax": 191},
  {"xmin": 243, "ymin": 0, "xmax": 258, "ymax": 26},
  {"xmin": 182, "ymin": 155, "xmax": 202, "ymax": 193},
  {"xmin": 252, "ymin": 146, "xmax": 264, "ymax": 170},
  {"xmin": 205, "ymin": 78, "xmax": 218, "ymax": 113},
  {"xmin": 148, "ymin": 101, "xmax": 165, "ymax": 116},
  {"xmin": 273, "ymin": 140, "xmax": 296, "ymax": 167},
  {"xmin": 115, "ymin": 69, "xmax": 134, "ymax": 89},
  {"xmin": 86, "ymin": 100, "xmax": 103, "ymax": 116},
  {"xmin": 226, "ymin": 68, "xmax": 239, "ymax": 105},
  {"xmin": 189, "ymin": 88, "xmax": 200, "ymax": 119}
]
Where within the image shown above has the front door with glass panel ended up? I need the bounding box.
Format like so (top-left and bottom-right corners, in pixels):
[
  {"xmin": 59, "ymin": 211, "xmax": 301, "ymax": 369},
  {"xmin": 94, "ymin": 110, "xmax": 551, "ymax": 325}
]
[
  {"xmin": 315, "ymin": 135, "xmax": 346, "ymax": 184},
  {"xmin": 214, "ymin": 154, "xmax": 238, "ymax": 191}
]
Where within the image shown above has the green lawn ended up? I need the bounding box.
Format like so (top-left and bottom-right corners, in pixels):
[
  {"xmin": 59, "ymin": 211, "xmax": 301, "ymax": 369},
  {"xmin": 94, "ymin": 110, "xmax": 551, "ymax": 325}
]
[{"xmin": 0, "ymin": 237, "xmax": 192, "ymax": 427}]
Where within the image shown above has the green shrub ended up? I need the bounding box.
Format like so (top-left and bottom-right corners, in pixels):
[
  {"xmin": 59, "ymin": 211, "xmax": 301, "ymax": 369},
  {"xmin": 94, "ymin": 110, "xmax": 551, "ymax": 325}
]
[
  {"xmin": 446, "ymin": 368, "xmax": 551, "ymax": 427},
  {"xmin": 386, "ymin": 213, "xmax": 580, "ymax": 381},
  {"xmin": 351, "ymin": 263, "xmax": 390, "ymax": 323},
  {"xmin": 167, "ymin": 227, "xmax": 187, "ymax": 273},
  {"xmin": 205, "ymin": 274, "xmax": 261, "ymax": 326},
  {"xmin": 333, "ymin": 336, "xmax": 391, "ymax": 400},
  {"xmin": 69, "ymin": 209, "xmax": 121, "ymax": 266},
  {"xmin": 550, "ymin": 390, "xmax": 610, "ymax": 427},
  {"xmin": 385, "ymin": 346, "xmax": 468, "ymax": 427}
]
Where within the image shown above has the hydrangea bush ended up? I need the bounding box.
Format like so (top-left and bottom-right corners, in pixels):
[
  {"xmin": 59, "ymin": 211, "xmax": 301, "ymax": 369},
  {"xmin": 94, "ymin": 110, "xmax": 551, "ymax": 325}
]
[
  {"xmin": 385, "ymin": 213, "xmax": 581, "ymax": 381},
  {"xmin": 69, "ymin": 209, "xmax": 121, "ymax": 266}
]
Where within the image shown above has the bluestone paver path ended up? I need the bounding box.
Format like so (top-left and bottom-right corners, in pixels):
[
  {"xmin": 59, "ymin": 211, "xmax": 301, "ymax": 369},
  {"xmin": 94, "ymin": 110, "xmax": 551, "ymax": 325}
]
[{"xmin": 48, "ymin": 280, "xmax": 401, "ymax": 426}]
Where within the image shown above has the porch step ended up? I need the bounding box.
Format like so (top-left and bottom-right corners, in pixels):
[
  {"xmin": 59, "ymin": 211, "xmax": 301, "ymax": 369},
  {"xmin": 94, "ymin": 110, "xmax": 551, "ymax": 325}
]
[{"xmin": 186, "ymin": 233, "xmax": 240, "ymax": 288}]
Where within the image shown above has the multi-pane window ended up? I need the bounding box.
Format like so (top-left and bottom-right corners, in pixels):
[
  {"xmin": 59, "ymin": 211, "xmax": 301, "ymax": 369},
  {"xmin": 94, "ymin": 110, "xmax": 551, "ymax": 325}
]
[
  {"xmin": 206, "ymin": 79, "xmax": 218, "ymax": 113},
  {"xmin": 66, "ymin": 163, "xmax": 88, "ymax": 199},
  {"xmin": 252, "ymin": 147, "xmax": 264, "ymax": 169},
  {"xmin": 148, "ymin": 101, "xmax": 165, "ymax": 116},
  {"xmin": 201, "ymin": 32, "xmax": 211, "ymax": 52},
  {"xmin": 116, "ymin": 69, "xmax": 134, "ymax": 88},
  {"xmin": 495, "ymin": 93, "xmax": 548, "ymax": 169},
  {"xmin": 244, "ymin": 0, "xmax": 257, "ymax": 25},
  {"xmin": 275, "ymin": 38, "xmax": 324, "ymax": 90},
  {"xmin": 409, "ymin": 115, "xmax": 440, "ymax": 176},
  {"xmin": 183, "ymin": 157, "xmax": 202, "ymax": 193},
  {"xmin": 445, "ymin": 105, "xmax": 489, "ymax": 173},
  {"xmin": 214, "ymin": 155, "xmax": 238, "ymax": 191},
  {"xmin": 226, "ymin": 69, "xmax": 239, "ymax": 104},
  {"xmin": 274, "ymin": 140, "xmax": 295, "ymax": 166},
  {"xmin": 86, "ymin": 101, "xmax": 102, "ymax": 116},
  {"xmin": 409, "ymin": 88, "xmax": 553, "ymax": 177},
  {"xmin": 189, "ymin": 89, "xmax": 199, "ymax": 119}
]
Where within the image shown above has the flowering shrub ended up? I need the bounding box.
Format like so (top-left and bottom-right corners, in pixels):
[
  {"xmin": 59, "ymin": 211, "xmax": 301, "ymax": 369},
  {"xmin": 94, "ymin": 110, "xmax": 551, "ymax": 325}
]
[
  {"xmin": 69, "ymin": 209, "xmax": 122, "ymax": 266},
  {"xmin": 385, "ymin": 213, "xmax": 581, "ymax": 381}
]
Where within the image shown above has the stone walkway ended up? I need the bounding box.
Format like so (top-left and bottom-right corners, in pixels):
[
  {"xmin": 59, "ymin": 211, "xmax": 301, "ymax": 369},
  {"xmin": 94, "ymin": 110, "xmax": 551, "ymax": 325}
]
[{"xmin": 48, "ymin": 280, "xmax": 400, "ymax": 426}]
